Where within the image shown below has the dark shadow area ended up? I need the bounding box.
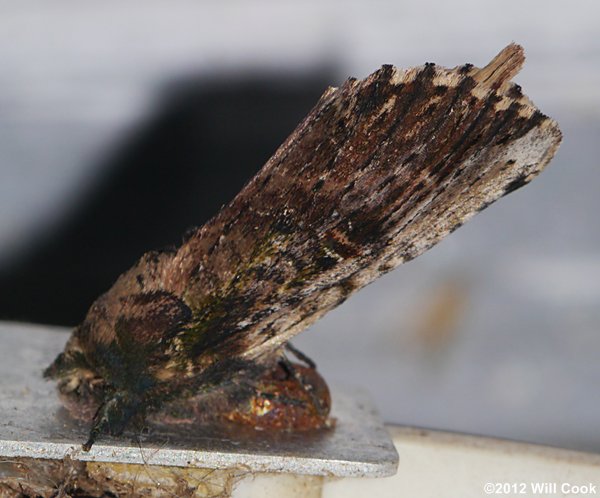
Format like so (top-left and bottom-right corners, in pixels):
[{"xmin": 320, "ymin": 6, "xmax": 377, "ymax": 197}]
[{"xmin": 0, "ymin": 70, "xmax": 332, "ymax": 326}]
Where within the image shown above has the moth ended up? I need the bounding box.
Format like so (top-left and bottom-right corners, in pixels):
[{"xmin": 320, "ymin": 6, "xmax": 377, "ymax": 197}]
[{"xmin": 45, "ymin": 44, "xmax": 561, "ymax": 450}]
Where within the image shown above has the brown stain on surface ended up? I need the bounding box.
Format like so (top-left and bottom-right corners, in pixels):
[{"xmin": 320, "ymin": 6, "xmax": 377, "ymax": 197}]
[{"xmin": 413, "ymin": 278, "xmax": 470, "ymax": 354}]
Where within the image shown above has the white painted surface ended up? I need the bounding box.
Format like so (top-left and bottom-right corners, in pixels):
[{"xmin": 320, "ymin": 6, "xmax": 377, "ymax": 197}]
[
  {"xmin": 230, "ymin": 426, "xmax": 600, "ymax": 497},
  {"xmin": 323, "ymin": 426, "xmax": 600, "ymax": 497}
]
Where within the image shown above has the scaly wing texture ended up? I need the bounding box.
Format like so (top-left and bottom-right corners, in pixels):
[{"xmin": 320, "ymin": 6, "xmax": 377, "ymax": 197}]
[{"xmin": 156, "ymin": 44, "xmax": 561, "ymax": 367}]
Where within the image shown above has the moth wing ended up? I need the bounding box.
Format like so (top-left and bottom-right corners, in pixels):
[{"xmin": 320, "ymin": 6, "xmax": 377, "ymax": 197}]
[{"xmin": 166, "ymin": 44, "xmax": 561, "ymax": 363}]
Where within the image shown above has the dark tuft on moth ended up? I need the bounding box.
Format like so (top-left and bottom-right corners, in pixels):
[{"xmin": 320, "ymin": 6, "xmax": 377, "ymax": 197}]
[
  {"xmin": 46, "ymin": 44, "xmax": 561, "ymax": 450},
  {"xmin": 507, "ymin": 83, "xmax": 523, "ymax": 99},
  {"xmin": 502, "ymin": 171, "xmax": 532, "ymax": 196},
  {"xmin": 459, "ymin": 63, "xmax": 474, "ymax": 73}
]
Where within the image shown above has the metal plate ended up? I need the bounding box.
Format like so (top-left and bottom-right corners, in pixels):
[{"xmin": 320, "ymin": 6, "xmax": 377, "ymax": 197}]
[{"xmin": 0, "ymin": 322, "xmax": 398, "ymax": 477}]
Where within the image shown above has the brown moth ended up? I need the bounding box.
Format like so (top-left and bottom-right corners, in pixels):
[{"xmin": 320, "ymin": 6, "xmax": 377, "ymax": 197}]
[{"xmin": 45, "ymin": 44, "xmax": 561, "ymax": 450}]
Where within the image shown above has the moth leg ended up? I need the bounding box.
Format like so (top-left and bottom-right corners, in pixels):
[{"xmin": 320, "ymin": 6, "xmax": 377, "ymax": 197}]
[
  {"xmin": 284, "ymin": 342, "xmax": 316, "ymax": 369},
  {"xmin": 83, "ymin": 391, "xmax": 141, "ymax": 451},
  {"xmin": 278, "ymin": 354, "xmax": 328, "ymax": 418}
]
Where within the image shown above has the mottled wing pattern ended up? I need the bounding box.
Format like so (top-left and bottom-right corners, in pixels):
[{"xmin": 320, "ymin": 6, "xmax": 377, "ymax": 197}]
[{"xmin": 160, "ymin": 44, "xmax": 560, "ymax": 366}]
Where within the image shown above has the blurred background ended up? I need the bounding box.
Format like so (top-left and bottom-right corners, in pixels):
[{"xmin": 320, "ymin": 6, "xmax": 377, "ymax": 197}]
[{"xmin": 0, "ymin": 1, "xmax": 598, "ymax": 451}]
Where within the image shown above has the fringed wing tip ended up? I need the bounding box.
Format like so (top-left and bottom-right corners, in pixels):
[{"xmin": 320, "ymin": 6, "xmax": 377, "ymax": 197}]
[{"xmin": 474, "ymin": 43, "xmax": 526, "ymax": 90}]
